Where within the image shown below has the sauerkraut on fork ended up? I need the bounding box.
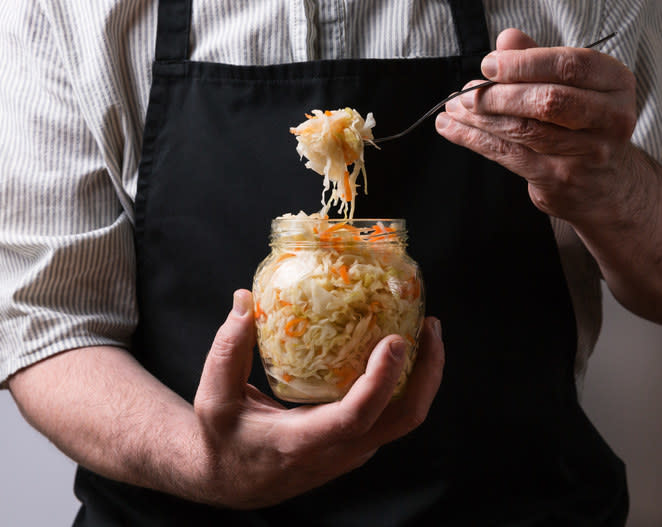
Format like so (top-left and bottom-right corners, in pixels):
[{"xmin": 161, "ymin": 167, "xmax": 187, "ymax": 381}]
[{"xmin": 290, "ymin": 108, "xmax": 377, "ymax": 219}]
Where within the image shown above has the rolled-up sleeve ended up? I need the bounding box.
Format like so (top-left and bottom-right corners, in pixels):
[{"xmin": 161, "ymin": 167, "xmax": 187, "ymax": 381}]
[{"xmin": 0, "ymin": 3, "xmax": 138, "ymax": 386}]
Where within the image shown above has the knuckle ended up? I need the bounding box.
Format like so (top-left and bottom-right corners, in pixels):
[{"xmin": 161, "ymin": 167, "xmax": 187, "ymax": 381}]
[
  {"xmin": 274, "ymin": 434, "xmax": 305, "ymax": 464},
  {"xmin": 534, "ymin": 86, "xmax": 568, "ymax": 122},
  {"xmin": 612, "ymin": 108, "xmax": 637, "ymax": 139},
  {"xmin": 555, "ymin": 51, "xmax": 589, "ymax": 85},
  {"xmin": 616, "ymin": 66, "xmax": 637, "ymax": 96},
  {"xmin": 394, "ymin": 399, "xmax": 430, "ymax": 433},
  {"xmin": 193, "ymin": 396, "xmax": 214, "ymax": 419},
  {"xmin": 347, "ymin": 449, "xmax": 377, "ymax": 471},
  {"xmin": 592, "ymin": 142, "xmax": 612, "ymax": 166},
  {"xmin": 211, "ymin": 332, "xmax": 242, "ymax": 358},
  {"xmin": 507, "ymin": 118, "xmax": 545, "ymax": 143},
  {"xmin": 528, "ymin": 187, "xmax": 553, "ymax": 214},
  {"xmin": 194, "ymin": 394, "xmax": 238, "ymax": 422},
  {"xmin": 272, "ymin": 425, "xmax": 322, "ymax": 470},
  {"xmin": 336, "ymin": 408, "xmax": 371, "ymax": 438},
  {"xmin": 490, "ymin": 136, "xmax": 519, "ymax": 157},
  {"xmin": 552, "ymin": 163, "xmax": 575, "ymax": 187},
  {"xmin": 403, "ymin": 405, "xmax": 428, "ymax": 431},
  {"xmin": 193, "ymin": 396, "xmax": 223, "ymax": 424}
]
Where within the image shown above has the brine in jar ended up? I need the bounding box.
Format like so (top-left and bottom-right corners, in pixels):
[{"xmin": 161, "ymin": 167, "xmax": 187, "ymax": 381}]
[{"xmin": 252, "ymin": 213, "xmax": 424, "ymax": 403}]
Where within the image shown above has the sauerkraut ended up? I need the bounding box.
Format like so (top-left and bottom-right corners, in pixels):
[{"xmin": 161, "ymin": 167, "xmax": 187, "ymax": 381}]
[
  {"xmin": 253, "ymin": 212, "xmax": 424, "ymax": 402},
  {"xmin": 290, "ymin": 108, "xmax": 376, "ymax": 219}
]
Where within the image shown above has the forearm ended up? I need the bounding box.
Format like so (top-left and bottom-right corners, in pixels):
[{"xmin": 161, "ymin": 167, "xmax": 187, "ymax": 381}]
[
  {"xmin": 571, "ymin": 144, "xmax": 662, "ymax": 323},
  {"xmin": 7, "ymin": 346, "xmax": 204, "ymax": 502},
  {"xmin": 6, "ymin": 294, "xmax": 444, "ymax": 510},
  {"xmin": 435, "ymin": 30, "xmax": 662, "ymax": 322}
]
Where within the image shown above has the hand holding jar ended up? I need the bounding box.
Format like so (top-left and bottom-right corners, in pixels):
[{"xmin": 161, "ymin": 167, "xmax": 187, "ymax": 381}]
[{"xmin": 192, "ymin": 290, "xmax": 444, "ymax": 509}]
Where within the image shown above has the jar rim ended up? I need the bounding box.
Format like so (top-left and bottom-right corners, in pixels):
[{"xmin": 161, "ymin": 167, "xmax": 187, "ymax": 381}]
[
  {"xmin": 272, "ymin": 217, "xmax": 406, "ymax": 226},
  {"xmin": 270, "ymin": 217, "xmax": 407, "ymax": 246}
]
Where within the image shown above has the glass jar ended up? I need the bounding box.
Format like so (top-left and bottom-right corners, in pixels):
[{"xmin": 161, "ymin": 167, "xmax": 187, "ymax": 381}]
[{"xmin": 252, "ymin": 215, "xmax": 425, "ymax": 403}]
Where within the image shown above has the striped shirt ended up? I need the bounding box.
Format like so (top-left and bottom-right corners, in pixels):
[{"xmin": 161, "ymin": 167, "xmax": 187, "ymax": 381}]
[{"xmin": 1, "ymin": 1, "xmax": 661, "ymax": 388}]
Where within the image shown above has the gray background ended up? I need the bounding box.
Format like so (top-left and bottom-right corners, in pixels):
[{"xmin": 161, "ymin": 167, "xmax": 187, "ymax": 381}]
[{"xmin": 1, "ymin": 284, "xmax": 661, "ymax": 526}]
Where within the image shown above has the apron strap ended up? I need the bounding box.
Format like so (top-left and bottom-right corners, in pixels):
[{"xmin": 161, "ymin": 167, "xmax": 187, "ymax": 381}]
[
  {"xmin": 448, "ymin": 0, "xmax": 491, "ymax": 55},
  {"xmin": 155, "ymin": 0, "xmax": 192, "ymax": 61},
  {"xmin": 154, "ymin": 0, "xmax": 491, "ymax": 62}
]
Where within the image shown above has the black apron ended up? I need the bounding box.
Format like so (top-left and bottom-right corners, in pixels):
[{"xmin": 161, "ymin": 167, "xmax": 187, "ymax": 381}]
[{"xmin": 73, "ymin": 0, "xmax": 629, "ymax": 525}]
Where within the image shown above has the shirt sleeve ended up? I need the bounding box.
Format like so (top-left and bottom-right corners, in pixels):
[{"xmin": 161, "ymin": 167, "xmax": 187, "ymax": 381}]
[
  {"xmin": 603, "ymin": 0, "xmax": 662, "ymax": 164},
  {"xmin": 0, "ymin": 3, "xmax": 138, "ymax": 387}
]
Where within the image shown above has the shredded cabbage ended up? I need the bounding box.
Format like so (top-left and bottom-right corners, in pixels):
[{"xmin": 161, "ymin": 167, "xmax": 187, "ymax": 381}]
[
  {"xmin": 253, "ymin": 212, "xmax": 424, "ymax": 402},
  {"xmin": 290, "ymin": 108, "xmax": 377, "ymax": 219}
]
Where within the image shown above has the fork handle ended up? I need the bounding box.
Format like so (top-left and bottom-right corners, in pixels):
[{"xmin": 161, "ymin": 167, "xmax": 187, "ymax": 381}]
[{"xmin": 373, "ymin": 80, "xmax": 495, "ymax": 145}]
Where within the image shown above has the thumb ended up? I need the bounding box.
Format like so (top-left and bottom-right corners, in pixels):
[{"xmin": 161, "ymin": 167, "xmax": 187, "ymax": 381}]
[
  {"xmin": 195, "ymin": 289, "xmax": 256, "ymax": 413},
  {"xmin": 496, "ymin": 28, "xmax": 539, "ymax": 50}
]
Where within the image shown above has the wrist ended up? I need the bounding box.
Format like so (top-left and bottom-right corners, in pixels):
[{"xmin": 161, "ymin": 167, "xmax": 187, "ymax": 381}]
[{"xmin": 571, "ymin": 143, "xmax": 662, "ymax": 321}]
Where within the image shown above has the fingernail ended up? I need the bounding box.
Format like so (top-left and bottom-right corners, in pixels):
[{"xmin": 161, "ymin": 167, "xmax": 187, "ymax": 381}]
[
  {"xmin": 389, "ymin": 339, "xmax": 406, "ymax": 361},
  {"xmin": 481, "ymin": 54, "xmax": 497, "ymax": 78},
  {"xmin": 232, "ymin": 290, "xmax": 249, "ymax": 316},
  {"xmin": 432, "ymin": 318, "xmax": 442, "ymax": 340},
  {"xmin": 436, "ymin": 112, "xmax": 451, "ymax": 130},
  {"xmin": 459, "ymin": 91, "xmax": 474, "ymax": 109},
  {"xmin": 445, "ymin": 97, "xmax": 461, "ymax": 113}
]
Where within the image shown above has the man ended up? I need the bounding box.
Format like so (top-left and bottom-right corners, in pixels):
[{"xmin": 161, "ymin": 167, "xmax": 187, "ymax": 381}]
[{"xmin": 1, "ymin": 1, "xmax": 660, "ymax": 525}]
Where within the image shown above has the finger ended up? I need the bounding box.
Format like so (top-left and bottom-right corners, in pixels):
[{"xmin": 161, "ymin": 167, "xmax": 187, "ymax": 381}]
[
  {"xmin": 496, "ymin": 28, "xmax": 539, "ymax": 50},
  {"xmin": 195, "ymin": 290, "xmax": 256, "ymax": 414},
  {"xmin": 436, "ymin": 112, "xmax": 547, "ymax": 180},
  {"xmin": 444, "ymin": 96, "xmax": 612, "ymax": 156},
  {"xmin": 337, "ymin": 334, "xmax": 409, "ymax": 429},
  {"xmin": 435, "ymin": 114, "xmax": 614, "ymax": 217},
  {"xmin": 362, "ymin": 317, "xmax": 445, "ymax": 448},
  {"xmin": 292, "ymin": 335, "xmax": 408, "ymax": 444},
  {"xmin": 481, "ymin": 46, "xmax": 632, "ymax": 92},
  {"xmin": 458, "ymin": 81, "xmax": 634, "ymax": 132}
]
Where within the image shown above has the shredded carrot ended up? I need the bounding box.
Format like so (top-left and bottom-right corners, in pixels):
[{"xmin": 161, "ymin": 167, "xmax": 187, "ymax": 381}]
[
  {"xmin": 343, "ymin": 171, "xmax": 352, "ymax": 201},
  {"xmin": 332, "ymin": 365, "xmax": 356, "ymax": 389},
  {"xmin": 405, "ymin": 334, "xmax": 415, "ymax": 345},
  {"xmin": 282, "ymin": 373, "xmax": 293, "ymax": 383},
  {"xmin": 276, "ymin": 253, "xmax": 296, "ymax": 264},
  {"xmin": 319, "ymin": 222, "xmax": 347, "ymax": 241},
  {"xmin": 285, "ymin": 317, "xmax": 308, "ymax": 337},
  {"xmin": 370, "ymin": 301, "xmax": 381, "ymax": 311},
  {"xmin": 324, "ymin": 110, "xmax": 333, "ymax": 116},
  {"xmin": 279, "ymin": 300, "xmax": 292, "ymax": 307},
  {"xmin": 305, "ymin": 113, "xmax": 314, "ymax": 119},
  {"xmin": 254, "ymin": 301, "xmax": 265, "ymax": 320},
  {"xmin": 338, "ymin": 264, "xmax": 350, "ymax": 284},
  {"xmin": 366, "ymin": 223, "xmax": 384, "ymax": 242},
  {"xmin": 331, "ymin": 241, "xmax": 346, "ymax": 253}
]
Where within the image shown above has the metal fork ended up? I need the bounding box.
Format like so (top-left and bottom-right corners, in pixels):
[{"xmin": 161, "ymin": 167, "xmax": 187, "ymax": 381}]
[{"xmin": 372, "ymin": 32, "xmax": 617, "ymax": 145}]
